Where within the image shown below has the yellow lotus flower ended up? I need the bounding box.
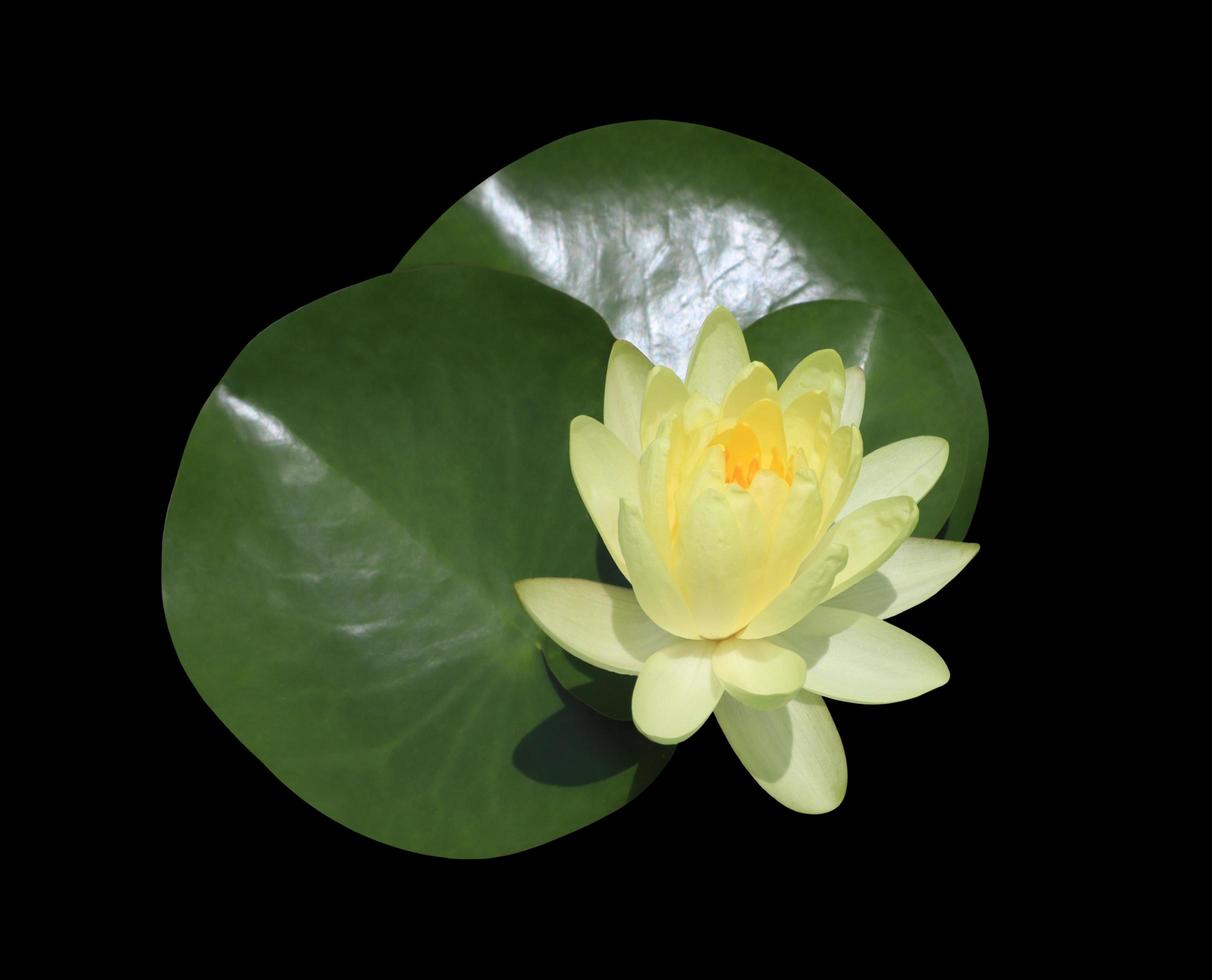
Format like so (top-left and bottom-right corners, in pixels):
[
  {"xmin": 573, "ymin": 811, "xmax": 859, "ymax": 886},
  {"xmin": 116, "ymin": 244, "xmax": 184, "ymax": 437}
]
[{"xmin": 515, "ymin": 308, "xmax": 979, "ymax": 813}]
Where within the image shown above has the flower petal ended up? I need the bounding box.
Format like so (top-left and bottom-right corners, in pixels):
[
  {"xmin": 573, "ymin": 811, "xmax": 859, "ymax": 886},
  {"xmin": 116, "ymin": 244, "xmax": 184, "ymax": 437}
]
[
  {"xmin": 675, "ymin": 486, "xmax": 767, "ymax": 639},
  {"xmin": 603, "ymin": 339, "xmax": 652, "ymax": 458},
  {"xmin": 773, "ymin": 606, "xmax": 949, "ymax": 703},
  {"xmin": 685, "ymin": 307, "xmax": 750, "ymax": 403},
  {"xmin": 721, "ymin": 362, "xmax": 779, "ymax": 420},
  {"xmin": 778, "ymin": 349, "xmax": 846, "ymax": 421},
  {"xmin": 840, "ymin": 366, "xmax": 866, "ymax": 427},
  {"xmin": 825, "ymin": 537, "xmax": 980, "ymax": 619},
  {"xmin": 765, "ymin": 454, "xmax": 823, "ymax": 593},
  {"xmin": 618, "ymin": 500, "xmax": 699, "ymax": 639},
  {"xmin": 638, "ymin": 416, "xmax": 681, "ymax": 565},
  {"xmin": 712, "ymin": 638, "xmax": 807, "ymax": 710},
  {"xmin": 639, "ymin": 366, "xmax": 689, "ymax": 450},
  {"xmin": 514, "ymin": 578, "xmax": 675, "ymax": 675},
  {"xmin": 819, "ymin": 425, "xmax": 863, "ymax": 529},
  {"xmin": 631, "ymin": 641, "xmax": 721, "ymax": 744},
  {"xmin": 739, "ymin": 535, "xmax": 848, "ymax": 639},
  {"xmin": 838, "ymin": 436, "xmax": 949, "ymax": 521},
  {"xmin": 569, "ymin": 416, "xmax": 640, "ymax": 578},
  {"xmin": 714, "ymin": 691, "xmax": 847, "ymax": 814},
  {"xmin": 827, "ymin": 496, "xmax": 919, "ymax": 599}
]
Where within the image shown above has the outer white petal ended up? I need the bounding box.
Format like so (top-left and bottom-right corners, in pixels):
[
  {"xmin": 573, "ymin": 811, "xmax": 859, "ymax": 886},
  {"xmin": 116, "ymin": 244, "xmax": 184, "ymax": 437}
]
[
  {"xmin": 603, "ymin": 340, "xmax": 652, "ymax": 458},
  {"xmin": 712, "ymin": 638, "xmax": 808, "ymax": 710},
  {"xmin": 617, "ymin": 500, "xmax": 699, "ymax": 639},
  {"xmin": 773, "ymin": 606, "xmax": 950, "ymax": 703},
  {"xmin": 739, "ymin": 536, "xmax": 848, "ymax": 640},
  {"xmin": 825, "ymin": 537, "xmax": 980, "ymax": 619},
  {"xmin": 714, "ymin": 691, "xmax": 847, "ymax": 814},
  {"xmin": 685, "ymin": 307, "xmax": 750, "ymax": 403},
  {"xmin": 826, "ymin": 496, "xmax": 919, "ymax": 599},
  {"xmin": 569, "ymin": 416, "xmax": 639, "ymax": 578},
  {"xmin": 840, "ymin": 366, "xmax": 866, "ymax": 427},
  {"xmin": 514, "ymin": 578, "xmax": 674, "ymax": 675},
  {"xmin": 632, "ymin": 641, "xmax": 721, "ymax": 744},
  {"xmin": 838, "ymin": 436, "xmax": 949, "ymax": 520}
]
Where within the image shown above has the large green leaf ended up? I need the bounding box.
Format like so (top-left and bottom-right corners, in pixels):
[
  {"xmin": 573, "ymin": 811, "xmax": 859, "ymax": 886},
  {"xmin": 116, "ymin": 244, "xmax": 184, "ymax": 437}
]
[
  {"xmin": 397, "ymin": 120, "xmax": 986, "ymax": 540},
  {"xmin": 162, "ymin": 265, "xmax": 673, "ymax": 858}
]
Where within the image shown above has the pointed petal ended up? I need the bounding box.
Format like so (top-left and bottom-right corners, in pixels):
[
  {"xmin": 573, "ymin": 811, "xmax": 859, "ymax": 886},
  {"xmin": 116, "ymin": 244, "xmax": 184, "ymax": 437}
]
[
  {"xmin": 825, "ymin": 537, "xmax": 980, "ymax": 619},
  {"xmin": 739, "ymin": 398, "xmax": 788, "ymax": 470},
  {"xmin": 840, "ymin": 366, "xmax": 866, "ymax": 427},
  {"xmin": 774, "ymin": 606, "xmax": 950, "ymax": 703},
  {"xmin": 827, "ymin": 496, "xmax": 919, "ymax": 599},
  {"xmin": 819, "ymin": 425, "xmax": 863, "ymax": 529},
  {"xmin": 686, "ymin": 307, "xmax": 750, "ymax": 403},
  {"xmin": 638, "ymin": 416, "xmax": 681, "ymax": 565},
  {"xmin": 676, "ymin": 486, "xmax": 767, "ymax": 639},
  {"xmin": 603, "ymin": 340, "xmax": 652, "ymax": 458},
  {"xmin": 715, "ymin": 691, "xmax": 847, "ymax": 814},
  {"xmin": 569, "ymin": 416, "xmax": 639, "ymax": 578},
  {"xmin": 712, "ymin": 638, "xmax": 807, "ymax": 710},
  {"xmin": 514, "ymin": 578, "xmax": 675, "ymax": 675},
  {"xmin": 721, "ymin": 362, "xmax": 779, "ymax": 420},
  {"xmin": 740, "ymin": 535, "xmax": 848, "ymax": 639},
  {"xmin": 765, "ymin": 455, "xmax": 823, "ymax": 593},
  {"xmin": 839, "ymin": 437, "xmax": 949, "ymax": 521},
  {"xmin": 631, "ymin": 641, "xmax": 721, "ymax": 744},
  {"xmin": 639, "ymin": 366, "xmax": 689, "ymax": 450},
  {"xmin": 618, "ymin": 500, "xmax": 699, "ymax": 639},
  {"xmin": 783, "ymin": 391, "xmax": 833, "ymax": 475},
  {"xmin": 779, "ymin": 349, "xmax": 846, "ymax": 421}
]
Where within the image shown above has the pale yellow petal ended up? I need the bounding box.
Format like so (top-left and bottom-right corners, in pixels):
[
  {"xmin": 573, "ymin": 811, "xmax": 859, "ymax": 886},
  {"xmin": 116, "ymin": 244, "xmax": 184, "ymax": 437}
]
[
  {"xmin": 632, "ymin": 641, "xmax": 721, "ymax": 744},
  {"xmin": 838, "ymin": 436, "xmax": 949, "ymax": 521},
  {"xmin": 721, "ymin": 362, "xmax": 779, "ymax": 421},
  {"xmin": 617, "ymin": 499, "xmax": 699, "ymax": 639},
  {"xmin": 826, "ymin": 496, "xmax": 919, "ymax": 599},
  {"xmin": 765, "ymin": 455, "xmax": 823, "ymax": 594},
  {"xmin": 638, "ymin": 416, "xmax": 682, "ymax": 564},
  {"xmin": 825, "ymin": 537, "xmax": 980, "ymax": 619},
  {"xmin": 675, "ymin": 486, "xmax": 767, "ymax": 639},
  {"xmin": 739, "ymin": 398, "xmax": 788, "ymax": 471},
  {"xmin": 840, "ymin": 365, "xmax": 866, "ymax": 428},
  {"xmin": 739, "ymin": 535, "xmax": 848, "ymax": 639},
  {"xmin": 783, "ymin": 391, "xmax": 833, "ymax": 474},
  {"xmin": 603, "ymin": 340, "xmax": 652, "ymax": 458},
  {"xmin": 569, "ymin": 416, "xmax": 639, "ymax": 578},
  {"xmin": 685, "ymin": 307, "xmax": 750, "ymax": 403},
  {"xmin": 714, "ymin": 691, "xmax": 847, "ymax": 814},
  {"xmin": 681, "ymin": 392, "xmax": 721, "ymax": 432},
  {"xmin": 819, "ymin": 425, "xmax": 863, "ymax": 529},
  {"xmin": 674, "ymin": 443, "xmax": 726, "ymax": 525},
  {"xmin": 514, "ymin": 578, "xmax": 674, "ymax": 675},
  {"xmin": 747, "ymin": 468, "xmax": 791, "ymax": 529},
  {"xmin": 779, "ymin": 349, "xmax": 846, "ymax": 421},
  {"xmin": 712, "ymin": 637, "xmax": 807, "ymax": 710},
  {"xmin": 773, "ymin": 606, "xmax": 950, "ymax": 703},
  {"xmin": 639, "ymin": 366, "xmax": 689, "ymax": 450}
]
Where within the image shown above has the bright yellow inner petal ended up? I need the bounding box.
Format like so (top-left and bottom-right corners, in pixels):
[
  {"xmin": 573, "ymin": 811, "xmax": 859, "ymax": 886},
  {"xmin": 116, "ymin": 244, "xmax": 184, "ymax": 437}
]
[{"xmin": 710, "ymin": 420, "xmax": 793, "ymax": 489}]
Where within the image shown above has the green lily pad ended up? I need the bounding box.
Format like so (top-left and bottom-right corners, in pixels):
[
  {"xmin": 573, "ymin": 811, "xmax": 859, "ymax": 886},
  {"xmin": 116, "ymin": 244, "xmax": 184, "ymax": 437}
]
[
  {"xmin": 744, "ymin": 300, "xmax": 967, "ymax": 539},
  {"xmin": 541, "ymin": 642, "xmax": 636, "ymax": 723},
  {"xmin": 162, "ymin": 265, "xmax": 674, "ymax": 858},
  {"xmin": 397, "ymin": 119, "xmax": 986, "ymax": 540}
]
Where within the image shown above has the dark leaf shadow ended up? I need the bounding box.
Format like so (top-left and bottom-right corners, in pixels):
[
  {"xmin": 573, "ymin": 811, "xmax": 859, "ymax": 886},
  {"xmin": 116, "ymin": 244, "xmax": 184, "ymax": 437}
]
[{"xmin": 512, "ymin": 656, "xmax": 673, "ymax": 793}]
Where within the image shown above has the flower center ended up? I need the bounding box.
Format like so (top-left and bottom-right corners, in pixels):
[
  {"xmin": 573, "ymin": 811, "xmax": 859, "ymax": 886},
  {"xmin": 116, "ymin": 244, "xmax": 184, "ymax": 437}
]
[{"xmin": 710, "ymin": 421, "xmax": 792, "ymax": 489}]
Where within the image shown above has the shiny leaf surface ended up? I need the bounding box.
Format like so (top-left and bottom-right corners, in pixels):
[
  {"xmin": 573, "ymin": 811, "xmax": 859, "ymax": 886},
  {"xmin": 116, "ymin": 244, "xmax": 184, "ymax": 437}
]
[
  {"xmin": 162, "ymin": 266, "xmax": 673, "ymax": 858},
  {"xmin": 397, "ymin": 120, "xmax": 985, "ymax": 539}
]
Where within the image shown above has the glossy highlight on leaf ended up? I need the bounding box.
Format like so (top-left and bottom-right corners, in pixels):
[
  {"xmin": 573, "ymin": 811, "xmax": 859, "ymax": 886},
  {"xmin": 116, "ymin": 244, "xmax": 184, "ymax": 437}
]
[
  {"xmin": 397, "ymin": 120, "xmax": 986, "ymax": 539},
  {"xmin": 162, "ymin": 266, "xmax": 675, "ymax": 858}
]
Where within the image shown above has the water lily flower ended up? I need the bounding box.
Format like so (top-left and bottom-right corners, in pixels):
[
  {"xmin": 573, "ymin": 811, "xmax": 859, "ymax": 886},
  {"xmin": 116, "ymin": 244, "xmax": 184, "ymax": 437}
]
[{"xmin": 515, "ymin": 308, "xmax": 979, "ymax": 813}]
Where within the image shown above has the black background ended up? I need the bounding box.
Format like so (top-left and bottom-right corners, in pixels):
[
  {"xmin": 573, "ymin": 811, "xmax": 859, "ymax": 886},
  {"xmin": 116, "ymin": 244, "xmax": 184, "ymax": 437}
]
[{"xmin": 143, "ymin": 97, "xmax": 1058, "ymax": 899}]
